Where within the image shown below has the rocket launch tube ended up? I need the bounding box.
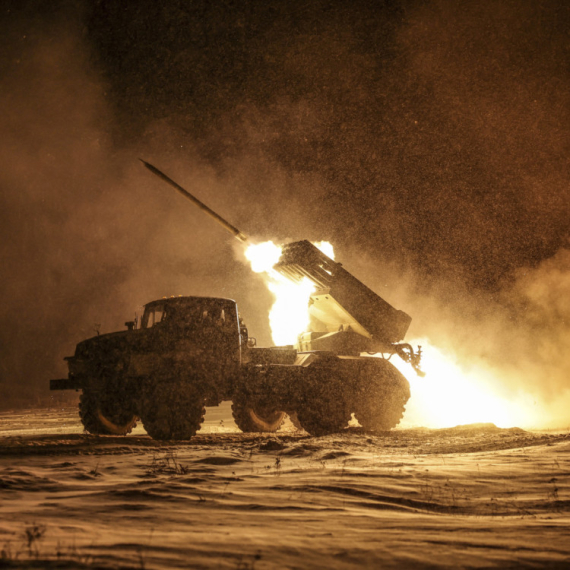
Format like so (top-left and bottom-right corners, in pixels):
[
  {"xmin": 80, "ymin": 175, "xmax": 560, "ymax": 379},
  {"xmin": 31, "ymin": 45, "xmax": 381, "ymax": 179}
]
[{"xmin": 140, "ymin": 159, "xmax": 248, "ymax": 243}]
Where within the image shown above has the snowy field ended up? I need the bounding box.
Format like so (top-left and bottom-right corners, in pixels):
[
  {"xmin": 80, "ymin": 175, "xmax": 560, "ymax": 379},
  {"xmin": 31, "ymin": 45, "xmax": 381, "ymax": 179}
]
[{"xmin": 1, "ymin": 404, "xmax": 569, "ymax": 569}]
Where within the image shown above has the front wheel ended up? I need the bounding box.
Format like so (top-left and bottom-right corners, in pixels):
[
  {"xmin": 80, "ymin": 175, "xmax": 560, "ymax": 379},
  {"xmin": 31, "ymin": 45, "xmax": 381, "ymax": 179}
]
[
  {"xmin": 79, "ymin": 388, "xmax": 138, "ymax": 436},
  {"xmin": 140, "ymin": 381, "xmax": 205, "ymax": 440}
]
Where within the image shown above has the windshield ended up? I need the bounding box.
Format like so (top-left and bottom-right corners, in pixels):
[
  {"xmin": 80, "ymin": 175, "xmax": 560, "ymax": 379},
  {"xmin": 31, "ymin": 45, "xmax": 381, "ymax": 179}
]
[
  {"xmin": 141, "ymin": 300, "xmax": 237, "ymax": 331},
  {"xmin": 141, "ymin": 305, "xmax": 166, "ymax": 328}
]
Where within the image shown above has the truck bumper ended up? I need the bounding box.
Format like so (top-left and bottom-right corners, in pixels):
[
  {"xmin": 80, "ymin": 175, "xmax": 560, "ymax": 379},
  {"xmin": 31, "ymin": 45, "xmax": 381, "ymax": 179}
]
[{"xmin": 50, "ymin": 377, "xmax": 83, "ymax": 391}]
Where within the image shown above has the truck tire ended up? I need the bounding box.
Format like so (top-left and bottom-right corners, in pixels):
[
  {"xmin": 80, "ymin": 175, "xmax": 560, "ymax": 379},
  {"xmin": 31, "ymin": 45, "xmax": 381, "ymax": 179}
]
[
  {"xmin": 287, "ymin": 412, "xmax": 303, "ymax": 431},
  {"xmin": 296, "ymin": 404, "xmax": 350, "ymax": 436},
  {"xmin": 231, "ymin": 393, "xmax": 286, "ymax": 433},
  {"xmin": 140, "ymin": 381, "xmax": 205, "ymax": 440},
  {"xmin": 353, "ymin": 360, "xmax": 410, "ymax": 431},
  {"xmin": 296, "ymin": 372, "xmax": 351, "ymax": 436},
  {"xmin": 79, "ymin": 389, "xmax": 138, "ymax": 436}
]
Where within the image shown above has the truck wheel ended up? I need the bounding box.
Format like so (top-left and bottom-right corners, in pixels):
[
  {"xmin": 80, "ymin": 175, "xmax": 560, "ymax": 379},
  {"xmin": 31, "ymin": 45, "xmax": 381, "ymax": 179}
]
[
  {"xmin": 353, "ymin": 360, "xmax": 410, "ymax": 431},
  {"xmin": 140, "ymin": 381, "xmax": 205, "ymax": 440},
  {"xmin": 296, "ymin": 374, "xmax": 351, "ymax": 436},
  {"xmin": 231, "ymin": 396, "xmax": 286, "ymax": 433},
  {"xmin": 287, "ymin": 412, "xmax": 303, "ymax": 431},
  {"xmin": 296, "ymin": 404, "xmax": 351, "ymax": 436},
  {"xmin": 79, "ymin": 389, "xmax": 138, "ymax": 436}
]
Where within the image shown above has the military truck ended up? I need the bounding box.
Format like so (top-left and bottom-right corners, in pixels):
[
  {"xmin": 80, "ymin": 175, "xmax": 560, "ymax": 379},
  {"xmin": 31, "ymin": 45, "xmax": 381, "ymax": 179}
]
[{"xmin": 50, "ymin": 164, "xmax": 423, "ymax": 440}]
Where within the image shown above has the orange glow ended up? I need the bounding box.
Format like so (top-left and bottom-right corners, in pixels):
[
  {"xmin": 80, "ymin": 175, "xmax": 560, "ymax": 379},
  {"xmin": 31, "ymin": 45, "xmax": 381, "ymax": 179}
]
[
  {"xmin": 392, "ymin": 339, "xmax": 541, "ymax": 428},
  {"xmin": 244, "ymin": 240, "xmax": 334, "ymax": 345}
]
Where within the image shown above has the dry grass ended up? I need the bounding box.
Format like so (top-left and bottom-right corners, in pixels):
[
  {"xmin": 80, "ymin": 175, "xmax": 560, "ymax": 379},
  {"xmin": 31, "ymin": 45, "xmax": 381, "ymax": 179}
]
[{"xmin": 145, "ymin": 451, "xmax": 189, "ymax": 476}]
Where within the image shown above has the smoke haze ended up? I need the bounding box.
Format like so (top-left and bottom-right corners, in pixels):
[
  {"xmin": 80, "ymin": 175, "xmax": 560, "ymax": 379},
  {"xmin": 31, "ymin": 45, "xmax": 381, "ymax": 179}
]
[{"xmin": 1, "ymin": 0, "xmax": 569, "ymax": 426}]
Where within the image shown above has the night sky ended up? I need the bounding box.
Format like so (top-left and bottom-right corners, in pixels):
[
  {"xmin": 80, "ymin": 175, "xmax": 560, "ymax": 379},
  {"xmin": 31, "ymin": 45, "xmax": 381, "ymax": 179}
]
[{"xmin": 1, "ymin": 0, "xmax": 569, "ymax": 409}]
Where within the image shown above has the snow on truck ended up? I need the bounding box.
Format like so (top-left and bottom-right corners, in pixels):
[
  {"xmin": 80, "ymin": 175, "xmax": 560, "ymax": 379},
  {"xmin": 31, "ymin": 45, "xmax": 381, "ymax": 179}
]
[{"xmin": 50, "ymin": 162, "xmax": 423, "ymax": 440}]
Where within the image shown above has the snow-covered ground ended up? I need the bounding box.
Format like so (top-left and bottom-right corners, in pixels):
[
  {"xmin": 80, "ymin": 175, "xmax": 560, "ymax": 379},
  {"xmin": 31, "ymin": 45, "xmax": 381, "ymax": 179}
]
[{"xmin": 1, "ymin": 405, "xmax": 569, "ymax": 569}]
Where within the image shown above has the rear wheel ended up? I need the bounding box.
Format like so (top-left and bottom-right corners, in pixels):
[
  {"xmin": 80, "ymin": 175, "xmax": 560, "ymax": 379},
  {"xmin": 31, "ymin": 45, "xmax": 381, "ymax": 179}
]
[
  {"xmin": 353, "ymin": 360, "xmax": 410, "ymax": 431},
  {"xmin": 231, "ymin": 390, "xmax": 286, "ymax": 433},
  {"xmin": 79, "ymin": 388, "xmax": 138, "ymax": 436},
  {"xmin": 140, "ymin": 381, "xmax": 205, "ymax": 440},
  {"xmin": 296, "ymin": 371, "xmax": 351, "ymax": 436}
]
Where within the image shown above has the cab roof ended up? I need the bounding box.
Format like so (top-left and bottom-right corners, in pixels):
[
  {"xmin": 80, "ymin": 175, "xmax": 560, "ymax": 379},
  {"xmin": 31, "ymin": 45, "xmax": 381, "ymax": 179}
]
[{"xmin": 144, "ymin": 296, "xmax": 236, "ymax": 309}]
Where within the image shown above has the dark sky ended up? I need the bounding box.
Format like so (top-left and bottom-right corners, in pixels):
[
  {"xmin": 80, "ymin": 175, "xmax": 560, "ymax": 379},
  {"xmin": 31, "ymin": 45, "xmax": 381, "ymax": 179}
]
[
  {"xmin": 1, "ymin": 0, "xmax": 569, "ymax": 409},
  {"xmin": 85, "ymin": 0, "xmax": 570, "ymax": 285}
]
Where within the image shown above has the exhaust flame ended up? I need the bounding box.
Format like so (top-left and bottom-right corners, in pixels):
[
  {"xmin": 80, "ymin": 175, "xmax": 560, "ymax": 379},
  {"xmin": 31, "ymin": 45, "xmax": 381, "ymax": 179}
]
[
  {"xmin": 266, "ymin": 277, "xmax": 315, "ymax": 346},
  {"xmin": 244, "ymin": 241, "xmax": 282, "ymax": 274},
  {"xmin": 244, "ymin": 240, "xmax": 334, "ymax": 345},
  {"xmin": 393, "ymin": 339, "xmax": 541, "ymax": 428}
]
